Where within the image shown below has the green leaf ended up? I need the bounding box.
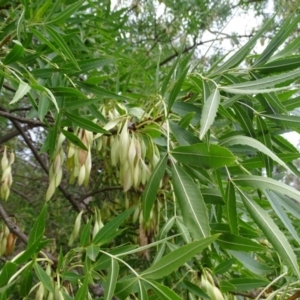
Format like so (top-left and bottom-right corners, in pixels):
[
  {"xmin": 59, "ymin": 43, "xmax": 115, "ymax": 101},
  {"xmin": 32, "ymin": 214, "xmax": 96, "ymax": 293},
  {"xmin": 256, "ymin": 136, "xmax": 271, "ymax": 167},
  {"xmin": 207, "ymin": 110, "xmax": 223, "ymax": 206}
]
[
  {"xmin": 220, "ymin": 135, "xmax": 293, "ymax": 173},
  {"xmin": 50, "ymin": 87, "xmax": 86, "ymax": 98},
  {"xmin": 167, "ymin": 66, "xmax": 189, "ymax": 111},
  {"xmin": 227, "ymin": 278, "xmax": 268, "ymax": 292},
  {"xmin": 65, "ymin": 112, "xmax": 110, "ymax": 134},
  {"xmin": 169, "ymin": 121, "xmax": 200, "ymax": 145},
  {"xmin": 200, "ymin": 88, "xmax": 220, "ymax": 140},
  {"xmin": 93, "ymin": 207, "xmax": 135, "ymax": 245},
  {"xmin": 214, "ymin": 258, "xmax": 235, "ymax": 275},
  {"xmin": 217, "ymin": 233, "xmax": 266, "ymax": 252},
  {"xmin": 172, "ymin": 163, "xmax": 210, "ymax": 240},
  {"xmin": 28, "ymin": 205, "xmax": 47, "ymax": 247},
  {"xmin": 104, "ymin": 259, "xmax": 119, "ymax": 300},
  {"xmin": 34, "ymin": 262, "xmax": 55, "ymax": 294},
  {"xmin": 80, "ymin": 218, "xmax": 92, "ymax": 247},
  {"xmin": 147, "ymin": 280, "xmax": 182, "ymax": 300},
  {"xmin": 182, "ymin": 281, "xmax": 210, "ymax": 299},
  {"xmin": 3, "ymin": 42, "xmax": 24, "ymax": 65},
  {"xmin": 142, "ymin": 235, "xmax": 218, "ymax": 279},
  {"xmin": 10, "ymin": 82, "xmax": 31, "ymax": 104},
  {"xmin": 235, "ymin": 185, "xmax": 300, "ymax": 278},
  {"xmin": 47, "ymin": 0, "xmax": 84, "ymax": 24},
  {"xmin": 171, "ymin": 143, "xmax": 235, "ymax": 169},
  {"xmin": 138, "ymin": 280, "xmax": 148, "ymax": 300},
  {"xmin": 225, "ymin": 181, "xmax": 238, "ymax": 235},
  {"xmin": 264, "ymin": 190, "xmax": 300, "ymax": 244},
  {"xmin": 44, "ymin": 26, "xmax": 80, "ymax": 69},
  {"xmin": 114, "ymin": 276, "xmax": 137, "ymax": 299},
  {"xmin": 210, "ymin": 17, "xmax": 273, "ymax": 75},
  {"xmin": 0, "ymin": 262, "xmax": 17, "ymax": 287},
  {"xmin": 143, "ymin": 154, "xmax": 167, "ymax": 222},
  {"xmin": 171, "ymin": 102, "xmax": 201, "ymax": 126},
  {"xmin": 19, "ymin": 264, "xmax": 33, "ymax": 297},
  {"xmin": 86, "ymin": 245, "xmax": 100, "ymax": 261},
  {"xmin": 255, "ymin": 57, "xmax": 300, "ymax": 74},
  {"xmin": 253, "ymin": 14, "xmax": 300, "ymax": 67},
  {"xmin": 62, "ymin": 129, "xmax": 88, "ymax": 151},
  {"xmin": 74, "ymin": 276, "xmax": 89, "ymax": 300},
  {"xmin": 233, "ymin": 175, "xmax": 300, "ymax": 204},
  {"xmin": 222, "ymin": 68, "xmax": 300, "ymax": 93},
  {"xmin": 229, "ymin": 251, "xmax": 273, "ymax": 275}
]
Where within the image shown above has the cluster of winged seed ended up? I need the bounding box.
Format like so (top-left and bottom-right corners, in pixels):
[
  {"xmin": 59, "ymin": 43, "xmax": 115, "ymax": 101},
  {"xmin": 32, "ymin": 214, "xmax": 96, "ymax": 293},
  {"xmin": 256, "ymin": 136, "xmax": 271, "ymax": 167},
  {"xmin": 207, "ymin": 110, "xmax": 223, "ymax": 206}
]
[
  {"xmin": 66, "ymin": 128, "xmax": 93, "ymax": 187},
  {"xmin": 46, "ymin": 132, "xmax": 65, "ymax": 201},
  {"xmin": 0, "ymin": 146, "xmax": 14, "ymax": 201},
  {"xmin": 97, "ymin": 118, "xmax": 160, "ymax": 192}
]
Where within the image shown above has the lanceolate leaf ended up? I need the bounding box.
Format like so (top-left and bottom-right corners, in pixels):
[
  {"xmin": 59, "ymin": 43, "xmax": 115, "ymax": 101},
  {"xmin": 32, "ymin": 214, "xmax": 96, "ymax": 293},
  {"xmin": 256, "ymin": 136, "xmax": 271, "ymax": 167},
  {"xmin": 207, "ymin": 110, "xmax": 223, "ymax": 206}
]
[
  {"xmin": 143, "ymin": 154, "xmax": 168, "ymax": 222},
  {"xmin": 34, "ymin": 262, "xmax": 55, "ymax": 294},
  {"xmin": 220, "ymin": 135, "xmax": 293, "ymax": 173},
  {"xmin": 210, "ymin": 17, "xmax": 273, "ymax": 75},
  {"xmin": 222, "ymin": 68, "xmax": 300, "ymax": 92},
  {"xmin": 104, "ymin": 259, "xmax": 119, "ymax": 300},
  {"xmin": 147, "ymin": 280, "xmax": 181, "ymax": 300},
  {"xmin": 172, "ymin": 163, "xmax": 210, "ymax": 240},
  {"xmin": 65, "ymin": 112, "xmax": 110, "ymax": 134},
  {"xmin": 264, "ymin": 190, "xmax": 300, "ymax": 245},
  {"xmin": 235, "ymin": 185, "xmax": 300, "ymax": 278},
  {"xmin": 171, "ymin": 143, "xmax": 235, "ymax": 169},
  {"xmin": 10, "ymin": 82, "xmax": 31, "ymax": 104},
  {"xmin": 225, "ymin": 181, "xmax": 238, "ymax": 235},
  {"xmin": 232, "ymin": 175, "xmax": 300, "ymax": 204},
  {"xmin": 217, "ymin": 234, "xmax": 266, "ymax": 252},
  {"xmin": 200, "ymin": 88, "xmax": 220, "ymax": 140},
  {"xmin": 142, "ymin": 235, "xmax": 218, "ymax": 279}
]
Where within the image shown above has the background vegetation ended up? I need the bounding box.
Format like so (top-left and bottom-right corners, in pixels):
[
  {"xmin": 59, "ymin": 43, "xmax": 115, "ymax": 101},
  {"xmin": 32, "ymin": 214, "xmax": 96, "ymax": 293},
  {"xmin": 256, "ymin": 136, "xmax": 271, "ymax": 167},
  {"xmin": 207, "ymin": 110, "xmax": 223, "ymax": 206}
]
[{"xmin": 1, "ymin": 0, "xmax": 300, "ymax": 299}]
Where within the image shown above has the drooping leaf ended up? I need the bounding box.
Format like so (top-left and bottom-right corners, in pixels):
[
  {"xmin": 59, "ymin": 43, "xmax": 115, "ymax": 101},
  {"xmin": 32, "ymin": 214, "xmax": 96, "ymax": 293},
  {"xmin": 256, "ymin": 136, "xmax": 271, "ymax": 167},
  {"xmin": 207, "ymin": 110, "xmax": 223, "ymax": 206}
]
[
  {"xmin": 10, "ymin": 82, "xmax": 31, "ymax": 104},
  {"xmin": 200, "ymin": 88, "xmax": 220, "ymax": 140},
  {"xmin": 104, "ymin": 259, "xmax": 119, "ymax": 300},
  {"xmin": 172, "ymin": 163, "xmax": 210, "ymax": 239},
  {"xmin": 220, "ymin": 135, "xmax": 293, "ymax": 173},
  {"xmin": 217, "ymin": 233, "xmax": 266, "ymax": 252},
  {"xmin": 34, "ymin": 262, "xmax": 55, "ymax": 294},
  {"xmin": 225, "ymin": 181, "xmax": 238, "ymax": 235},
  {"xmin": 171, "ymin": 143, "xmax": 235, "ymax": 169},
  {"xmin": 142, "ymin": 235, "xmax": 218, "ymax": 279},
  {"xmin": 65, "ymin": 112, "xmax": 110, "ymax": 134},
  {"xmin": 147, "ymin": 280, "xmax": 182, "ymax": 300},
  {"xmin": 235, "ymin": 185, "xmax": 300, "ymax": 278},
  {"xmin": 93, "ymin": 207, "xmax": 135, "ymax": 245},
  {"xmin": 143, "ymin": 154, "xmax": 168, "ymax": 222}
]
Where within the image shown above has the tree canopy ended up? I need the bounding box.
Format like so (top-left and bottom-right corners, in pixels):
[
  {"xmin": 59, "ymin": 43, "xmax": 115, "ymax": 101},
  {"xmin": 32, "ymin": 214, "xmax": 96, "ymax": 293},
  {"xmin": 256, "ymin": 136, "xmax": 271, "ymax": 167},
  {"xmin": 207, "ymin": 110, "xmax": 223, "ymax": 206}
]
[{"xmin": 1, "ymin": 0, "xmax": 300, "ymax": 299}]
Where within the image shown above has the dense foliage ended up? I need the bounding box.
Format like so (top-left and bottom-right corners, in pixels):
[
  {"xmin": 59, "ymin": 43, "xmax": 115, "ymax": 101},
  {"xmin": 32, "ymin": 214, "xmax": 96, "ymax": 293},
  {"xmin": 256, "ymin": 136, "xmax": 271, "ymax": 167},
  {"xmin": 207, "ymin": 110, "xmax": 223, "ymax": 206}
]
[{"xmin": 1, "ymin": 0, "xmax": 300, "ymax": 299}]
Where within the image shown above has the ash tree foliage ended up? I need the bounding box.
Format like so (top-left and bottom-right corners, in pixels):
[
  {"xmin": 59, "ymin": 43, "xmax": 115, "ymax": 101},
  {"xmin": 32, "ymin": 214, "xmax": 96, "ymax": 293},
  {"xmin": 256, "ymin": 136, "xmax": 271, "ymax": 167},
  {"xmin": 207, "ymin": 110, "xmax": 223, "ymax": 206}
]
[{"xmin": 2, "ymin": 0, "xmax": 300, "ymax": 299}]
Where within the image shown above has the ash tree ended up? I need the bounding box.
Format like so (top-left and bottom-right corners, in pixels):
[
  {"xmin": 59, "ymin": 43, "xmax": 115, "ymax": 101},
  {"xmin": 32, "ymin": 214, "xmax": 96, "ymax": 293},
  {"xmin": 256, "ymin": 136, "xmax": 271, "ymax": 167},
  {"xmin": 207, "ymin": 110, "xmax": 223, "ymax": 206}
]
[{"xmin": 1, "ymin": 0, "xmax": 300, "ymax": 299}]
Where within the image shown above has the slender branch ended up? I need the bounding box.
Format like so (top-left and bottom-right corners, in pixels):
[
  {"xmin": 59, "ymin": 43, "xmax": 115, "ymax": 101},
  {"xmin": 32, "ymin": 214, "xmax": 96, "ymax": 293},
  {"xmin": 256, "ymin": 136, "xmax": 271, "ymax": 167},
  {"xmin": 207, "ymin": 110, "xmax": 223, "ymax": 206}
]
[
  {"xmin": 11, "ymin": 188, "xmax": 32, "ymax": 203},
  {"xmin": 287, "ymin": 290, "xmax": 300, "ymax": 300},
  {"xmin": 79, "ymin": 186, "xmax": 123, "ymax": 202},
  {"xmin": 0, "ymin": 110, "xmax": 46, "ymax": 127},
  {"xmin": 0, "ymin": 130, "xmax": 22, "ymax": 145},
  {"xmin": 158, "ymin": 34, "xmax": 253, "ymax": 67},
  {"xmin": 0, "ymin": 105, "xmax": 83, "ymax": 212}
]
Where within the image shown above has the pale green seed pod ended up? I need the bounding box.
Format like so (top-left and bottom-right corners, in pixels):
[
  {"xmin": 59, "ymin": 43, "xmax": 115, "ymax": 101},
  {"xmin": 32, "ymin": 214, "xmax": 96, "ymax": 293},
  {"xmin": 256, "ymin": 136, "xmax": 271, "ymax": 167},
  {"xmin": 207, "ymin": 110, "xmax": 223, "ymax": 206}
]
[
  {"xmin": 46, "ymin": 178, "xmax": 56, "ymax": 201},
  {"xmin": 77, "ymin": 165, "xmax": 86, "ymax": 186},
  {"xmin": 119, "ymin": 120, "xmax": 130, "ymax": 164},
  {"xmin": 8, "ymin": 152, "xmax": 15, "ymax": 165},
  {"xmin": 35, "ymin": 283, "xmax": 45, "ymax": 300},
  {"xmin": 68, "ymin": 211, "xmax": 84, "ymax": 246},
  {"xmin": 110, "ymin": 136, "xmax": 119, "ymax": 166},
  {"xmin": 1, "ymin": 147, "xmax": 8, "ymax": 170}
]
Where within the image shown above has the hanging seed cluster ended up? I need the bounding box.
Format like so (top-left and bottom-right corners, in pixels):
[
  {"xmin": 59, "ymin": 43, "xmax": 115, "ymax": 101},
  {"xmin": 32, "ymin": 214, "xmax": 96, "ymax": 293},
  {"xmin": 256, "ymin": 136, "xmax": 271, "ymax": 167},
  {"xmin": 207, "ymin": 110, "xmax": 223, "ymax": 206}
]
[
  {"xmin": 96, "ymin": 104, "xmax": 160, "ymax": 192},
  {"xmin": 66, "ymin": 128, "xmax": 93, "ymax": 186},
  {"xmin": 0, "ymin": 146, "xmax": 14, "ymax": 201},
  {"xmin": 45, "ymin": 102, "xmax": 161, "ymax": 200},
  {"xmin": 0, "ymin": 223, "xmax": 16, "ymax": 257},
  {"xmin": 46, "ymin": 132, "xmax": 66, "ymax": 201}
]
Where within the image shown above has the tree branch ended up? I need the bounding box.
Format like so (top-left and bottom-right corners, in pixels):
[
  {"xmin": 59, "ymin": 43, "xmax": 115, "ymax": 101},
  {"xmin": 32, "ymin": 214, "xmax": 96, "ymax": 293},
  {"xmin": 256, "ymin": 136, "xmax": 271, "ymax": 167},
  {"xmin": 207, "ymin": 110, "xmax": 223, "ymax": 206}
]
[
  {"xmin": 79, "ymin": 186, "xmax": 123, "ymax": 202},
  {"xmin": 0, "ymin": 105, "xmax": 83, "ymax": 213},
  {"xmin": 0, "ymin": 110, "xmax": 46, "ymax": 127},
  {"xmin": 158, "ymin": 34, "xmax": 253, "ymax": 67}
]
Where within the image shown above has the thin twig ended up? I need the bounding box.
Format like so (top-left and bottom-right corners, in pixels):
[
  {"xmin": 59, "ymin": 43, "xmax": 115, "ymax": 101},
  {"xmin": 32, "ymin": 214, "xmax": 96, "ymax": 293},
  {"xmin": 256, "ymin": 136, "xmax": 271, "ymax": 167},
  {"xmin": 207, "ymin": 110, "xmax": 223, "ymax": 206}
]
[
  {"xmin": 0, "ymin": 110, "xmax": 46, "ymax": 127},
  {"xmin": 80, "ymin": 186, "xmax": 123, "ymax": 202}
]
